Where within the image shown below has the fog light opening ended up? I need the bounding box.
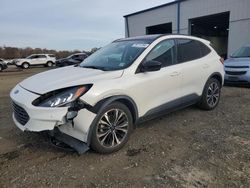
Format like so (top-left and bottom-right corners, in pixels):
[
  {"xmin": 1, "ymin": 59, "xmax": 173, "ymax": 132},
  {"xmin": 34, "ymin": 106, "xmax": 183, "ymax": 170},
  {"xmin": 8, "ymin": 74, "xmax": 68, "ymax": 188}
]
[{"xmin": 66, "ymin": 111, "xmax": 78, "ymax": 121}]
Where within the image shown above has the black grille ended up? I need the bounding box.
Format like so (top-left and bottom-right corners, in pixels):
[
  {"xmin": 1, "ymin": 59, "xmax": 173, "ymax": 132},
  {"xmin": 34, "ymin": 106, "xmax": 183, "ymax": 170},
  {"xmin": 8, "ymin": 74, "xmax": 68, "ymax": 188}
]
[
  {"xmin": 225, "ymin": 66, "xmax": 249, "ymax": 68},
  {"xmin": 12, "ymin": 102, "xmax": 30, "ymax": 125},
  {"xmin": 225, "ymin": 71, "xmax": 247, "ymax": 75}
]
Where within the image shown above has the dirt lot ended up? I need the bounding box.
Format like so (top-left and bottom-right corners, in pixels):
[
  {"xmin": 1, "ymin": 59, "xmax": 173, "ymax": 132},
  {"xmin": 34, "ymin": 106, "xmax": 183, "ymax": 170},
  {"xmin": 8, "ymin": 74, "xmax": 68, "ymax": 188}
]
[{"xmin": 0, "ymin": 67, "xmax": 250, "ymax": 188}]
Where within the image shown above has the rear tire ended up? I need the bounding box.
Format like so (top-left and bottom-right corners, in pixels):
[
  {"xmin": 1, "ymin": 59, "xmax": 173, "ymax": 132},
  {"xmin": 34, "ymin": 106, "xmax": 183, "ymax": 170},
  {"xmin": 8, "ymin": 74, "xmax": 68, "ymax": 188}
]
[
  {"xmin": 22, "ymin": 62, "xmax": 29, "ymax": 69},
  {"xmin": 0, "ymin": 65, "xmax": 3, "ymax": 72},
  {"xmin": 198, "ymin": 78, "xmax": 221, "ymax": 110},
  {"xmin": 90, "ymin": 102, "xmax": 133, "ymax": 154},
  {"xmin": 46, "ymin": 61, "xmax": 53, "ymax": 67}
]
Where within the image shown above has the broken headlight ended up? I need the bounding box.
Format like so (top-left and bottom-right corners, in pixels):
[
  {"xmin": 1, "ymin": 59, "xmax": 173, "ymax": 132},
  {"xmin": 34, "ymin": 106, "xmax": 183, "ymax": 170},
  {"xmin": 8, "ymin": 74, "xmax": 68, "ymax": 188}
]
[{"xmin": 33, "ymin": 85, "xmax": 92, "ymax": 107}]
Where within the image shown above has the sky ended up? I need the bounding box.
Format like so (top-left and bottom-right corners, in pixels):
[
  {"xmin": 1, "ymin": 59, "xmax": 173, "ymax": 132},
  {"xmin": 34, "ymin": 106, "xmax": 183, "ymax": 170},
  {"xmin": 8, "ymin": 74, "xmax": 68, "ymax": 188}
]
[{"xmin": 0, "ymin": 0, "xmax": 173, "ymax": 51}]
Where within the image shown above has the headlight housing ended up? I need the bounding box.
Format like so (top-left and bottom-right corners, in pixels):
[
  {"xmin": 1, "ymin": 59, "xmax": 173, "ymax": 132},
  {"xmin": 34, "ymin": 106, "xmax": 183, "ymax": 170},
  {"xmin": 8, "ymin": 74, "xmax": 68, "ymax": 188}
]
[{"xmin": 33, "ymin": 85, "xmax": 92, "ymax": 107}]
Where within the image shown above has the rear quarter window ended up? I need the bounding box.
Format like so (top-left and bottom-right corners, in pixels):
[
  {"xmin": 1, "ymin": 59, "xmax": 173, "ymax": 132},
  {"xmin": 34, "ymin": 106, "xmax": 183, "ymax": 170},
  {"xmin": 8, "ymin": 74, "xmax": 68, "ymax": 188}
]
[
  {"xmin": 198, "ymin": 42, "xmax": 211, "ymax": 57},
  {"xmin": 177, "ymin": 39, "xmax": 210, "ymax": 63}
]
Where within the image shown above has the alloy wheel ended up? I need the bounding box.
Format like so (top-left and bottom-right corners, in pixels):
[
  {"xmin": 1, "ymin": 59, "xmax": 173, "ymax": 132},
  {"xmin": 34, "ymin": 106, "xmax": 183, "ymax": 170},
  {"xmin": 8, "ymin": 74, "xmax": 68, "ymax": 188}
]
[
  {"xmin": 206, "ymin": 82, "xmax": 220, "ymax": 108},
  {"xmin": 23, "ymin": 63, "xmax": 29, "ymax": 69},
  {"xmin": 47, "ymin": 62, "xmax": 53, "ymax": 67},
  {"xmin": 97, "ymin": 108, "xmax": 129, "ymax": 148}
]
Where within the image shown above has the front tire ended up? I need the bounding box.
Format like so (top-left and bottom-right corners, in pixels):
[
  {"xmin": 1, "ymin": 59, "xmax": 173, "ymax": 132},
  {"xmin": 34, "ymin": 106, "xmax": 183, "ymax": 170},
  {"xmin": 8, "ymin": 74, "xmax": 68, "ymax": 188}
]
[
  {"xmin": 22, "ymin": 62, "xmax": 30, "ymax": 69},
  {"xmin": 0, "ymin": 65, "xmax": 3, "ymax": 72},
  {"xmin": 90, "ymin": 102, "xmax": 133, "ymax": 154},
  {"xmin": 198, "ymin": 78, "xmax": 221, "ymax": 110}
]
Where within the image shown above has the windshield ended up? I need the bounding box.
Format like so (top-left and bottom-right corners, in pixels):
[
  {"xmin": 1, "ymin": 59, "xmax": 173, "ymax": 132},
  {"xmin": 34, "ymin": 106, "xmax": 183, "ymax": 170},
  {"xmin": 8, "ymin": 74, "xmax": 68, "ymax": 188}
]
[
  {"xmin": 26, "ymin": 55, "xmax": 33, "ymax": 59},
  {"xmin": 231, "ymin": 46, "xmax": 250, "ymax": 58},
  {"xmin": 79, "ymin": 40, "xmax": 150, "ymax": 71}
]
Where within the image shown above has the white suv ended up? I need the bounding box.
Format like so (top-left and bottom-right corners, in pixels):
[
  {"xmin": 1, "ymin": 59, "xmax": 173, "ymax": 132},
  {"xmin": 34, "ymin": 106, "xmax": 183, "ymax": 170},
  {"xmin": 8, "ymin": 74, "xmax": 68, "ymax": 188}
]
[
  {"xmin": 10, "ymin": 35, "xmax": 224, "ymax": 154},
  {"xmin": 15, "ymin": 54, "xmax": 56, "ymax": 69}
]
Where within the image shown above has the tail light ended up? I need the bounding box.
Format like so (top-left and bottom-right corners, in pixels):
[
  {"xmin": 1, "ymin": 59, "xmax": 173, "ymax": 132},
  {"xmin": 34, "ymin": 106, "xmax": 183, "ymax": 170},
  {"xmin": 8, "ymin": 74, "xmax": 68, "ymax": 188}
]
[{"xmin": 220, "ymin": 57, "xmax": 224, "ymax": 64}]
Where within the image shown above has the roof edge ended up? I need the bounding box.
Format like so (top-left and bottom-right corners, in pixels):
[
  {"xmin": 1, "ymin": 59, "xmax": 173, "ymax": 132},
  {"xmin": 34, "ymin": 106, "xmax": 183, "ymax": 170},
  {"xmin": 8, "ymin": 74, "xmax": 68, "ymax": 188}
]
[{"xmin": 124, "ymin": 0, "xmax": 186, "ymax": 18}]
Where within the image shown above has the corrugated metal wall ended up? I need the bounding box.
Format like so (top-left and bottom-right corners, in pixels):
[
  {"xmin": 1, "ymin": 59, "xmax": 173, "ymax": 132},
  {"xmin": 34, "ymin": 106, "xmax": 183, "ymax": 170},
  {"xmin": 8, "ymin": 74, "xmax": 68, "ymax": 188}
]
[{"xmin": 125, "ymin": 0, "xmax": 250, "ymax": 55}]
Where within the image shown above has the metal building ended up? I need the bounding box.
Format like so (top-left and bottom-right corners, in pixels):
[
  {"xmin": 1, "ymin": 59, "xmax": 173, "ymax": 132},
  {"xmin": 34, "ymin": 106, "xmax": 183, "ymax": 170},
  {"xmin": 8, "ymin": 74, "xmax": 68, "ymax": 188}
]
[{"xmin": 124, "ymin": 0, "xmax": 250, "ymax": 58}]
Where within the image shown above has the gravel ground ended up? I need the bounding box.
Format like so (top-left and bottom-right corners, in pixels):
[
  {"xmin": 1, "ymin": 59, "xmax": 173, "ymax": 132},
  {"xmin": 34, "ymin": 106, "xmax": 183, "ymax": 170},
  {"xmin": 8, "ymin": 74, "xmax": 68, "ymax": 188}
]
[{"xmin": 0, "ymin": 67, "xmax": 250, "ymax": 188}]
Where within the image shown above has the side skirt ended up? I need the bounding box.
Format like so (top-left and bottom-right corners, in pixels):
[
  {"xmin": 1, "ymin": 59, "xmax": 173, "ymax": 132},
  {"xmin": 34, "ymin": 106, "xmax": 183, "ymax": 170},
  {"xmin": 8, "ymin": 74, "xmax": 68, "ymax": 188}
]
[{"xmin": 136, "ymin": 94, "xmax": 200, "ymax": 125}]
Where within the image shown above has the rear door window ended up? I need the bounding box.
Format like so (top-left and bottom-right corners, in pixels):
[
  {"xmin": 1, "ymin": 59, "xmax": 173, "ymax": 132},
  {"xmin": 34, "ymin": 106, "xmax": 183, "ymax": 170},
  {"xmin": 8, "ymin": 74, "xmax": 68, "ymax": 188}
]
[
  {"xmin": 29, "ymin": 55, "xmax": 38, "ymax": 59},
  {"xmin": 38, "ymin": 55, "xmax": 46, "ymax": 58}
]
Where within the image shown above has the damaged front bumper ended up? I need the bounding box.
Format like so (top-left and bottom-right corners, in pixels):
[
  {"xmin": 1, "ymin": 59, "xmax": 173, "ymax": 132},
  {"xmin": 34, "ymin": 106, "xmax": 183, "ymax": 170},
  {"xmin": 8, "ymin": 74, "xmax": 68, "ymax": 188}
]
[{"xmin": 10, "ymin": 84, "xmax": 96, "ymax": 154}]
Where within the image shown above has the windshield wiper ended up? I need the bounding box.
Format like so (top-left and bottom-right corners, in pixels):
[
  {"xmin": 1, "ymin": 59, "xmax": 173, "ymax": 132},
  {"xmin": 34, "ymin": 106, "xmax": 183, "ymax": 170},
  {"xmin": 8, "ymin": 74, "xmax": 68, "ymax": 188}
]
[{"xmin": 81, "ymin": 65, "xmax": 108, "ymax": 71}]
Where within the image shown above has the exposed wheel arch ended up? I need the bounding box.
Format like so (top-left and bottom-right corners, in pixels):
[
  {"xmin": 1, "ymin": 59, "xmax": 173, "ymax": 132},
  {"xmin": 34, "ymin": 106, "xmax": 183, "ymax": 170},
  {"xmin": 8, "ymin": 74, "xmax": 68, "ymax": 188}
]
[{"xmin": 208, "ymin": 72, "xmax": 223, "ymax": 87}]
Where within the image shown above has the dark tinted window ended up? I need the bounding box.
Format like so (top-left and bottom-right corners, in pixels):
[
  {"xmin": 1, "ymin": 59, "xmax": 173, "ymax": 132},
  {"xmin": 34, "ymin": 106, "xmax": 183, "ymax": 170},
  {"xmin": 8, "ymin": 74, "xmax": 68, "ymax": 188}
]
[
  {"xmin": 37, "ymin": 55, "xmax": 46, "ymax": 58},
  {"xmin": 199, "ymin": 42, "xmax": 211, "ymax": 57},
  {"xmin": 31, "ymin": 55, "xmax": 39, "ymax": 59},
  {"xmin": 177, "ymin": 39, "xmax": 202, "ymax": 63},
  {"xmin": 49, "ymin": 54, "xmax": 55, "ymax": 58},
  {"xmin": 71, "ymin": 55, "xmax": 78, "ymax": 59},
  {"xmin": 79, "ymin": 54, "xmax": 87, "ymax": 60},
  {"xmin": 145, "ymin": 39, "xmax": 175, "ymax": 67}
]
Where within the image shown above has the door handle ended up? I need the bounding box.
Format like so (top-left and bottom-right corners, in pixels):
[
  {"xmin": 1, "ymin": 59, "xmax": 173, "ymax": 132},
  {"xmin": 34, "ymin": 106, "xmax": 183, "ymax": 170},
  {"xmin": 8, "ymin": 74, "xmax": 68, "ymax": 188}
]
[{"xmin": 170, "ymin": 71, "xmax": 180, "ymax": 76}]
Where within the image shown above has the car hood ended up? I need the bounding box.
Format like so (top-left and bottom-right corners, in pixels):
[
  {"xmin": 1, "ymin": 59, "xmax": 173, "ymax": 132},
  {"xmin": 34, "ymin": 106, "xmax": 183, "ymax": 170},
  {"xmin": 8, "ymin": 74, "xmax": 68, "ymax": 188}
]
[
  {"xmin": 224, "ymin": 58, "xmax": 250, "ymax": 66},
  {"xmin": 19, "ymin": 66, "xmax": 123, "ymax": 94},
  {"xmin": 16, "ymin": 58, "xmax": 28, "ymax": 61}
]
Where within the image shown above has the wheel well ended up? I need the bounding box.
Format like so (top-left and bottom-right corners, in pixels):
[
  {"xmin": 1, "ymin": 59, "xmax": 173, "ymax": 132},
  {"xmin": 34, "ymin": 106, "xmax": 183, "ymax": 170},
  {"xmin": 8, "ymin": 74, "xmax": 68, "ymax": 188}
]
[
  {"xmin": 91, "ymin": 96, "xmax": 138, "ymax": 124},
  {"xmin": 47, "ymin": 61, "xmax": 53, "ymax": 63},
  {"xmin": 22, "ymin": 62, "xmax": 29, "ymax": 65},
  {"xmin": 210, "ymin": 73, "xmax": 223, "ymax": 87},
  {"xmin": 116, "ymin": 98, "xmax": 137, "ymax": 124}
]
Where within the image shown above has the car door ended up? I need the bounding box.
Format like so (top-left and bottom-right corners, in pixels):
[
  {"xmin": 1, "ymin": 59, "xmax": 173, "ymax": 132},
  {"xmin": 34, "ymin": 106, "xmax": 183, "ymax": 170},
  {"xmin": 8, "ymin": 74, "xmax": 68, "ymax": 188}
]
[
  {"xmin": 37, "ymin": 55, "xmax": 47, "ymax": 65},
  {"xmin": 176, "ymin": 39, "xmax": 210, "ymax": 104},
  {"xmin": 132, "ymin": 39, "xmax": 183, "ymax": 117},
  {"xmin": 29, "ymin": 55, "xmax": 39, "ymax": 65}
]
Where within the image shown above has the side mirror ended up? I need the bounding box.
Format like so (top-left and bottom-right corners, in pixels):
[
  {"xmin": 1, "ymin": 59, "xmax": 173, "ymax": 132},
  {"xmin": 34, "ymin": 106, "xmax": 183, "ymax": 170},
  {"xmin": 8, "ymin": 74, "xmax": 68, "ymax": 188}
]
[{"xmin": 141, "ymin": 60, "xmax": 162, "ymax": 72}]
